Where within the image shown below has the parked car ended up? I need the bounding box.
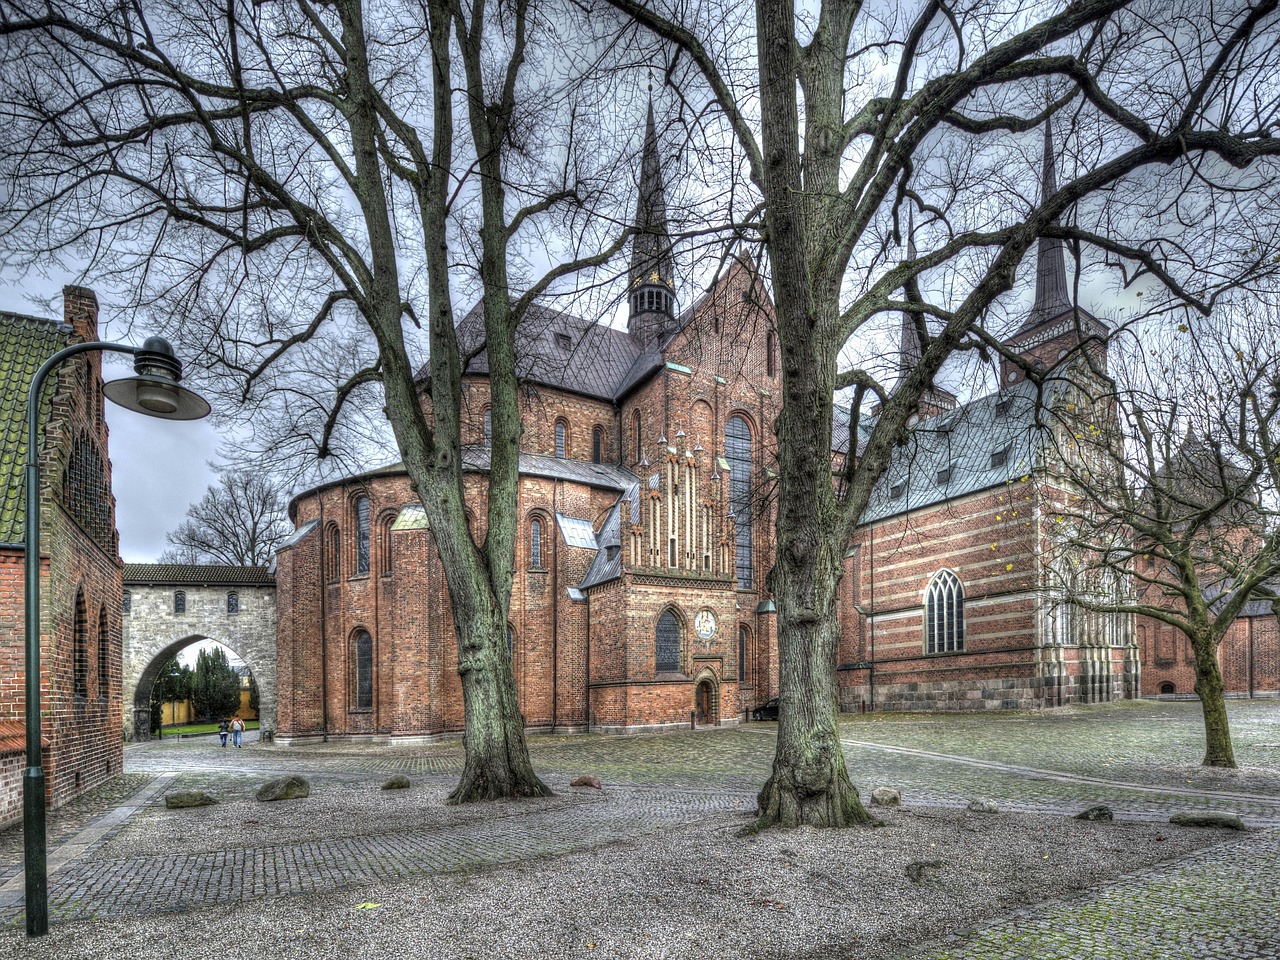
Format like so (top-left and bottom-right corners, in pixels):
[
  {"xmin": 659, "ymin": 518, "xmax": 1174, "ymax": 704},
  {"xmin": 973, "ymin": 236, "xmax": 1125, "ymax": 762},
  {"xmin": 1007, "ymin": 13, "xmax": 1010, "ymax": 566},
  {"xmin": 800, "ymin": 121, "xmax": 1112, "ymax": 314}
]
[{"xmin": 752, "ymin": 698, "xmax": 779, "ymax": 721}]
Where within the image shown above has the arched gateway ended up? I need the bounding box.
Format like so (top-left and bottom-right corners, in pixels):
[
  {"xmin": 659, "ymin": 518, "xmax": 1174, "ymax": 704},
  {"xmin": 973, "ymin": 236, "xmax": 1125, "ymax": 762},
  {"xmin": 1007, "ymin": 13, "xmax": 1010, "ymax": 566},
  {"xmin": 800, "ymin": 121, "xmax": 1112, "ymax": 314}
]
[{"xmin": 121, "ymin": 565, "xmax": 277, "ymax": 741}]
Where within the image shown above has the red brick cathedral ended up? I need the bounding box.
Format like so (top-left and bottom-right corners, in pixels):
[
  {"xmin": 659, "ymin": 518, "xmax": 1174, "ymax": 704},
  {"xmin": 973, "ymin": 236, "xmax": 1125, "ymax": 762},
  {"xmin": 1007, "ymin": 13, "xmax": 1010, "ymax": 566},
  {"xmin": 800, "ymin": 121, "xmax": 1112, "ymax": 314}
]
[{"xmin": 273, "ymin": 116, "xmax": 1149, "ymax": 743}]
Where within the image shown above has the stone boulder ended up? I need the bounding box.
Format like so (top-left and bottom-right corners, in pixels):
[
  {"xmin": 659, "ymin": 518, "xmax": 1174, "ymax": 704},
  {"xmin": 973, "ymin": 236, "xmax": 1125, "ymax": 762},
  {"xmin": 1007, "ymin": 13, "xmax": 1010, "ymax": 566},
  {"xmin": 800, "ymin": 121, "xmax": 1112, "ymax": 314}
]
[
  {"xmin": 164, "ymin": 790, "xmax": 218, "ymax": 809},
  {"xmin": 381, "ymin": 775, "xmax": 412, "ymax": 790},
  {"xmin": 870, "ymin": 787, "xmax": 901, "ymax": 807},
  {"xmin": 967, "ymin": 798, "xmax": 999, "ymax": 814},
  {"xmin": 1075, "ymin": 805, "xmax": 1114, "ymax": 822},
  {"xmin": 255, "ymin": 775, "xmax": 311, "ymax": 802},
  {"xmin": 1169, "ymin": 811, "xmax": 1245, "ymax": 830}
]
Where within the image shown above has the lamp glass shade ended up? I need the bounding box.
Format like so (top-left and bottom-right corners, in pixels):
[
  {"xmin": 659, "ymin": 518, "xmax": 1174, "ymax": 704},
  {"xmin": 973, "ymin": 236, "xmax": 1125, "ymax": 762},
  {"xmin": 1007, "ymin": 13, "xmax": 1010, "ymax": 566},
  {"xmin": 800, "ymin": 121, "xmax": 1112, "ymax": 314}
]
[{"xmin": 103, "ymin": 375, "xmax": 212, "ymax": 421}]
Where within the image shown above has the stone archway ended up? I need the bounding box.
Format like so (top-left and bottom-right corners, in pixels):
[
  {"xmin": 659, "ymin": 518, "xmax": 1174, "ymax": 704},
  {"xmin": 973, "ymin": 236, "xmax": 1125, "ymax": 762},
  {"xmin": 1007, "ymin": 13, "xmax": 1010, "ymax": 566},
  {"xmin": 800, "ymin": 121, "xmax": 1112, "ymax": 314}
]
[
  {"xmin": 694, "ymin": 670, "xmax": 720, "ymax": 727},
  {"xmin": 122, "ymin": 577, "xmax": 277, "ymax": 741}
]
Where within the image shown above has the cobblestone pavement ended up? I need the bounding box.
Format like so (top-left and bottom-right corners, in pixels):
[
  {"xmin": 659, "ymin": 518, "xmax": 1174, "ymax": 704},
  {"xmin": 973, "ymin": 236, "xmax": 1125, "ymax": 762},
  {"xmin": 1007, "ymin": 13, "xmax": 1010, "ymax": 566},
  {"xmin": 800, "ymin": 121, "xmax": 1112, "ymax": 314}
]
[
  {"xmin": 1, "ymin": 700, "xmax": 1278, "ymax": 955},
  {"xmin": 903, "ymin": 826, "xmax": 1280, "ymax": 960}
]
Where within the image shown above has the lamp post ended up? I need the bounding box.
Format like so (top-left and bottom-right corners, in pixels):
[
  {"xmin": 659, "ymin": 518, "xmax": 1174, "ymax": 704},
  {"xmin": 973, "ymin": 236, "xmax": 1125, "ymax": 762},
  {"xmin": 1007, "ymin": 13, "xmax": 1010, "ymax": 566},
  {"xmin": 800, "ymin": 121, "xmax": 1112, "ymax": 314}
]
[{"xmin": 24, "ymin": 337, "xmax": 209, "ymax": 937}]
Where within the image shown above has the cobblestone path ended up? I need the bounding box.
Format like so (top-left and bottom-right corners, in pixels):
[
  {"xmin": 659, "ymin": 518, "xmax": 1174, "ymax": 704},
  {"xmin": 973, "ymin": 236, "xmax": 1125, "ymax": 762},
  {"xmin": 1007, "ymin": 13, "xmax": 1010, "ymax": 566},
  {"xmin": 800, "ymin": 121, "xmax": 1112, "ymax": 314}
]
[{"xmin": 904, "ymin": 827, "xmax": 1280, "ymax": 960}]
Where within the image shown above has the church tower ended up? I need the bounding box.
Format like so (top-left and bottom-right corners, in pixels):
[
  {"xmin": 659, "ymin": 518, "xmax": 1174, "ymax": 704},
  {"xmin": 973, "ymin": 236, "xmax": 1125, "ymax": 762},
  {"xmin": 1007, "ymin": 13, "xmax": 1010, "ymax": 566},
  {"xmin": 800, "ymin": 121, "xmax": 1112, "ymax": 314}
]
[
  {"xmin": 1001, "ymin": 120, "xmax": 1108, "ymax": 388},
  {"xmin": 628, "ymin": 97, "xmax": 677, "ymax": 348}
]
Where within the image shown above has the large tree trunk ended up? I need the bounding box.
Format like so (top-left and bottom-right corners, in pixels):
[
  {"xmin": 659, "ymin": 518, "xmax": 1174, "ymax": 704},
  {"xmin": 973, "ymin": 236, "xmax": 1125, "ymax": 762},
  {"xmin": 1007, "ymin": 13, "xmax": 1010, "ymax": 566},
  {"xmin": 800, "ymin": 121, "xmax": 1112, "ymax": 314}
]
[{"xmin": 1190, "ymin": 628, "xmax": 1236, "ymax": 768}]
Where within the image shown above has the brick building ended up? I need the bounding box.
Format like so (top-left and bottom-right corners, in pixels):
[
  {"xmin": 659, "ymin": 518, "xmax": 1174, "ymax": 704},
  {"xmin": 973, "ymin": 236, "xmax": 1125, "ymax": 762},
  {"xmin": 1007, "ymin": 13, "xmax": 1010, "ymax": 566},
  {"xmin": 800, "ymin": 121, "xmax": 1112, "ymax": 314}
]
[{"xmin": 0, "ymin": 288, "xmax": 123, "ymax": 827}]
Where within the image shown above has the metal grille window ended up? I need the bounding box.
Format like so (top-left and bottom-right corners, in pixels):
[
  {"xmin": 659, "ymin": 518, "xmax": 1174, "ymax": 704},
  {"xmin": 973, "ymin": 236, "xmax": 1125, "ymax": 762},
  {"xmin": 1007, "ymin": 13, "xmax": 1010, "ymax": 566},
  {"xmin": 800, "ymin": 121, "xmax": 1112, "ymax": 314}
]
[
  {"xmin": 355, "ymin": 496, "xmax": 371, "ymax": 575},
  {"xmin": 726, "ymin": 416, "xmax": 754, "ymax": 588},
  {"xmin": 925, "ymin": 570, "xmax": 965, "ymax": 653},
  {"xmin": 531, "ymin": 517, "xmax": 543, "ymax": 567},
  {"xmin": 354, "ymin": 630, "xmax": 373, "ymax": 710},
  {"xmin": 73, "ymin": 590, "xmax": 88, "ymax": 698},
  {"xmin": 656, "ymin": 610, "xmax": 681, "ymax": 673},
  {"xmin": 174, "ymin": 591, "xmax": 186, "ymax": 614},
  {"xmin": 555, "ymin": 421, "xmax": 567, "ymax": 459},
  {"xmin": 227, "ymin": 592, "xmax": 239, "ymax": 614}
]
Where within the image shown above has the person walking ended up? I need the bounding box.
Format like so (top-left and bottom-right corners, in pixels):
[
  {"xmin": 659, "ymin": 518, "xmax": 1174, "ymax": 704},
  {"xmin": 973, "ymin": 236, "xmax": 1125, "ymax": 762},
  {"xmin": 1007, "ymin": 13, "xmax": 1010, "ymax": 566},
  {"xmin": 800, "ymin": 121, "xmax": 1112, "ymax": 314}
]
[
  {"xmin": 231, "ymin": 714, "xmax": 245, "ymax": 748},
  {"xmin": 218, "ymin": 719, "xmax": 229, "ymax": 748}
]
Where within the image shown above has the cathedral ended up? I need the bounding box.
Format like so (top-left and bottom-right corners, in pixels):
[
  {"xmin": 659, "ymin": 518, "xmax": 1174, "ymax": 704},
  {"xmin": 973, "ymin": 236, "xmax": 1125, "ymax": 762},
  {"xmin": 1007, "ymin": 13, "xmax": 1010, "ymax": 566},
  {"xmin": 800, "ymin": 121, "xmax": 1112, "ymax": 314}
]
[{"xmin": 272, "ymin": 114, "xmax": 1143, "ymax": 743}]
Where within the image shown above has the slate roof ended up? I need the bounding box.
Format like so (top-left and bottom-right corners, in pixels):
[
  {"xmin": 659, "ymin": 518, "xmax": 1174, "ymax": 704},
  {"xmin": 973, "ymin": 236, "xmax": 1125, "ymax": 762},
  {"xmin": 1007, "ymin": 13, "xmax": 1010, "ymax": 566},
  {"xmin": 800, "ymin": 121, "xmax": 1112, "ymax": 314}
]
[
  {"xmin": 0, "ymin": 310, "xmax": 73, "ymax": 544},
  {"xmin": 122, "ymin": 564, "xmax": 275, "ymax": 586},
  {"xmin": 860, "ymin": 378, "xmax": 1055, "ymax": 524},
  {"xmin": 460, "ymin": 447, "xmax": 638, "ymax": 491},
  {"xmin": 578, "ymin": 483, "xmax": 640, "ymax": 590}
]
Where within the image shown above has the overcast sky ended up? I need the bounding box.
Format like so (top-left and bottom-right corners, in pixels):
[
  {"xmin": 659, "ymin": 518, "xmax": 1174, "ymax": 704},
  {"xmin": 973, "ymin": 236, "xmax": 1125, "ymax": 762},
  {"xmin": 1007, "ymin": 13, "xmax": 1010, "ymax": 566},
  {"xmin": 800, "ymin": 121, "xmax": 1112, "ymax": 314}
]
[{"xmin": 1, "ymin": 271, "xmax": 223, "ymax": 563}]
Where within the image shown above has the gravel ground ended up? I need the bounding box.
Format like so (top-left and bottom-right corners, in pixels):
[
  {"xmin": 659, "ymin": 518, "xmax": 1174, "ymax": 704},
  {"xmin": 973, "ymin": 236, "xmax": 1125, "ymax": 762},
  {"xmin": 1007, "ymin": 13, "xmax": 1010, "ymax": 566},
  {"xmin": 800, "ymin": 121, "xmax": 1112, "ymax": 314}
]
[{"xmin": 0, "ymin": 803, "xmax": 1232, "ymax": 960}]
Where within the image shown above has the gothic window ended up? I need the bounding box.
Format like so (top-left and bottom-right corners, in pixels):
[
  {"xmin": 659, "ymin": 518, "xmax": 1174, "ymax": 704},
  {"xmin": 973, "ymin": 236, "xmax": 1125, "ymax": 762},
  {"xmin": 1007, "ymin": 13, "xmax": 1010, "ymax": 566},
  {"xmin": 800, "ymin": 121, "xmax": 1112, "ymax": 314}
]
[
  {"xmin": 555, "ymin": 420, "xmax": 567, "ymax": 459},
  {"xmin": 656, "ymin": 610, "xmax": 681, "ymax": 673},
  {"xmin": 725, "ymin": 416, "xmax": 754, "ymax": 588},
  {"xmin": 227, "ymin": 592, "xmax": 239, "ymax": 614},
  {"xmin": 97, "ymin": 605, "xmax": 109, "ymax": 699},
  {"xmin": 634, "ymin": 411, "xmax": 642, "ymax": 462},
  {"xmin": 530, "ymin": 517, "xmax": 543, "ymax": 568},
  {"xmin": 122, "ymin": 590, "xmax": 131, "ymax": 615},
  {"xmin": 326, "ymin": 523, "xmax": 341, "ymax": 581},
  {"xmin": 766, "ymin": 331, "xmax": 777, "ymax": 377},
  {"xmin": 593, "ymin": 426, "xmax": 604, "ymax": 464},
  {"xmin": 174, "ymin": 591, "xmax": 186, "ymax": 614},
  {"xmin": 73, "ymin": 589, "xmax": 88, "ymax": 698},
  {"xmin": 354, "ymin": 496, "xmax": 371, "ymax": 575},
  {"xmin": 380, "ymin": 513, "xmax": 396, "ymax": 574},
  {"xmin": 353, "ymin": 630, "xmax": 373, "ymax": 711},
  {"xmin": 483, "ymin": 408, "xmax": 492, "ymax": 447},
  {"xmin": 738, "ymin": 625, "xmax": 748, "ymax": 683},
  {"xmin": 925, "ymin": 570, "xmax": 965, "ymax": 654}
]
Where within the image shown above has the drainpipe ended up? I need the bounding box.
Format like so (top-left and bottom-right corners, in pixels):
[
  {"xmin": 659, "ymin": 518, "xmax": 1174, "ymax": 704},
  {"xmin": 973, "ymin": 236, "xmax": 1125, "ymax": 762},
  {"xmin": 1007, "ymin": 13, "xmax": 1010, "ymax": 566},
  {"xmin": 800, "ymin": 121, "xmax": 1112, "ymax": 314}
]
[
  {"xmin": 869, "ymin": 522, "xmax": 876, "ymax": 712},
  {"xmin": 318, "ymin": 497, "xmax": 330, "ymax": 742},
  {"xmin": 1248, "ymin": 615, "xmax": 1255, "ymax": 699},
  {"xmin": 551, "ymin": 480, "xmax": 559, "ymax": 731}
]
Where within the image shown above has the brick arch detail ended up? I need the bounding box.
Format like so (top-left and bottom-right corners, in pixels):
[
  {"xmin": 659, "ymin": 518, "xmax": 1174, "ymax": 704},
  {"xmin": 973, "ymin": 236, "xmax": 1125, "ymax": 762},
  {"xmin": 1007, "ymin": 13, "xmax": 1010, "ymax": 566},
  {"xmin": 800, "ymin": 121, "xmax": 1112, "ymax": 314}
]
[{"xmin": 122, "ymin": 582, "xmax": 277, "ymax": 741}]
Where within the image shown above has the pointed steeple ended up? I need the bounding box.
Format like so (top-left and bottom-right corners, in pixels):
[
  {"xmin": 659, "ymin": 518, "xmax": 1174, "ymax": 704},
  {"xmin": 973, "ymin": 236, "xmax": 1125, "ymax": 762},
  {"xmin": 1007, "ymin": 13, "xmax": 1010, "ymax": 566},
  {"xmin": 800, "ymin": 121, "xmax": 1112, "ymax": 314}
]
[
  {"xmin": 628, "ymin": 90, "xmax": 677, "ymax": 347},
  {"xmin": 898, "ymin": 215, "xmax": 924, "ymax": 379},
  {"xmin": 1022, "ymin": 118, "xmax": 1073, "ymax": 330}
]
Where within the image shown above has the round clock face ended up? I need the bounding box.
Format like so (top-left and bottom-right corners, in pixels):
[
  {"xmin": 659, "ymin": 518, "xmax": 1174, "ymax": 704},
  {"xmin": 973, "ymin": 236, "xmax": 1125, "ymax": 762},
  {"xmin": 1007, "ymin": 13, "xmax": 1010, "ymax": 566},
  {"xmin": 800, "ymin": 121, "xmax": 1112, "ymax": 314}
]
[{"xmin": 695, "ymin": 609, "xmax": 717, "ymax": 640}]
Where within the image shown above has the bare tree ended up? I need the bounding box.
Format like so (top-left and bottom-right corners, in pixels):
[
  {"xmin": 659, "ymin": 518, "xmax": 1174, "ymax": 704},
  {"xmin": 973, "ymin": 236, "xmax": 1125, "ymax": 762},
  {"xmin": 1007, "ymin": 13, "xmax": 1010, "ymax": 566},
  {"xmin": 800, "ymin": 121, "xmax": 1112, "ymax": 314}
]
[
  {"xmin": 602, "ymin": 0, "xmax": 1280, "ymax": 826},
  {"xmin": 1045, "ymin": 305, "xmax": 1280, "ymax": 767},
  {"xmin": 158, "ymin": 466, "xmax": 290, "ymax": 566},
  {"xmin": 0, "ymin": 0, "xmax": 638, "ymax": 801}
]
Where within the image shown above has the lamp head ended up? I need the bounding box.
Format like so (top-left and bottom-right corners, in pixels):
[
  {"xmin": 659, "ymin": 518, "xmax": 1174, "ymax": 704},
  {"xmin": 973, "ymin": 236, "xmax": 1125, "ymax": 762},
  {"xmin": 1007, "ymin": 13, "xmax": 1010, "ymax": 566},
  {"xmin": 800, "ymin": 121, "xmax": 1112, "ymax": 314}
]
[{"xmin": 102, "ymin": 336, "xmax": 211, "ymax": 421}]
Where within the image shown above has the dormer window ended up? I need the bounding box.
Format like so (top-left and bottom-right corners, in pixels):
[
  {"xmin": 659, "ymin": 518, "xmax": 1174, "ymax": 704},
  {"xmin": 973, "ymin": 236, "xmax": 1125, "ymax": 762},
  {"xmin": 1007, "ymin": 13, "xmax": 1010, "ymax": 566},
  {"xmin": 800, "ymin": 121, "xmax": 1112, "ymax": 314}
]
[
  {"xmin": 995, "ymin": 398, "xmax": 1013, "ymax": 418},
  {"xmin": 936, "ymin": 467, "xmax": 952, "ymax": 486},
  {"xmin": 555, "ymin": 333, "xmax": 571, "ymax": 350},
  {"xmin": 990, "ymin": 447, "xmax": 1010, "ymax": 468},
  {"xmin": 889, "ymin": 482, "xmax": 906, "ymax": 499}
]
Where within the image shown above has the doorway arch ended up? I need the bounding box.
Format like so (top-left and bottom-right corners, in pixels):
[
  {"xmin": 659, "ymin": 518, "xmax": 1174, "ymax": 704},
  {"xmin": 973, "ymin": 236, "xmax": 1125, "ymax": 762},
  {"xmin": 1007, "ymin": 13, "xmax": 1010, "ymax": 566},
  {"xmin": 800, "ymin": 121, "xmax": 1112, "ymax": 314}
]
[{"xmin": 693, "ymin": 669, "xmax": 720, "ymax": 726}]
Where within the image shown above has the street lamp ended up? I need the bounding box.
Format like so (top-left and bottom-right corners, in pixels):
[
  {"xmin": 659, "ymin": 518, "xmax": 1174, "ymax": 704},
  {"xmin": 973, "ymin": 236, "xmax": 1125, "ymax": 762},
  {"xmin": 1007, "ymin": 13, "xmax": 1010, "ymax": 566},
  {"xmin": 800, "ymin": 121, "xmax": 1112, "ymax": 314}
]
[{"xmin": 24, "ymin": 337, "xmax": 209, "ymax": 937}]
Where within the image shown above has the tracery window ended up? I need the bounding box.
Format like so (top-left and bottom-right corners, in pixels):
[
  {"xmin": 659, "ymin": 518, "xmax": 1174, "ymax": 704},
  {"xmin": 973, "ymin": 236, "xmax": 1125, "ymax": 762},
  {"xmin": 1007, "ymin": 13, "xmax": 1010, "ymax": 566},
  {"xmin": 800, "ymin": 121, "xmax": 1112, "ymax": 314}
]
[
  {"xmin": 725, "ymin": 416, "xmax": 754, "ymax": 588},
  {"xmin": 925, "ymin": 570, "xmax": 965, "ymax": 654},
  {"xmin": 656, "ymin": 609, "xmax": 681, "ymax": 673},
  {"xmin": 353, "ymin": 630, "xmax": 373, "ymax": 711},
  {"xmin": 354, "ymin": 496, "xmax": 371, "ymax": 575}
]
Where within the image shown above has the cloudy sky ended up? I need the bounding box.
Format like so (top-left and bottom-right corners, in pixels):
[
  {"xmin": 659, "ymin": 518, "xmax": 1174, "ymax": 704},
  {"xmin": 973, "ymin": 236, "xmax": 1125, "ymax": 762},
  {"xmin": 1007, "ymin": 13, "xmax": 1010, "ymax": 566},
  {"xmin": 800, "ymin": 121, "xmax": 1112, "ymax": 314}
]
[{"xmin": 2, "ymin": 271, "xmax": 223, "ymax": 563}]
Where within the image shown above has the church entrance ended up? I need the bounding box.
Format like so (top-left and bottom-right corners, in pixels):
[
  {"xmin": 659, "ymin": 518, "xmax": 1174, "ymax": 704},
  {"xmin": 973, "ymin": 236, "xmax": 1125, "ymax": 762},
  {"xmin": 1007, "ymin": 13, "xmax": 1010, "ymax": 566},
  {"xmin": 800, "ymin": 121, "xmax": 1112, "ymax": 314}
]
[{"xmin": 695, "ymin": 677, "xmax": 719, "ymax": 726}]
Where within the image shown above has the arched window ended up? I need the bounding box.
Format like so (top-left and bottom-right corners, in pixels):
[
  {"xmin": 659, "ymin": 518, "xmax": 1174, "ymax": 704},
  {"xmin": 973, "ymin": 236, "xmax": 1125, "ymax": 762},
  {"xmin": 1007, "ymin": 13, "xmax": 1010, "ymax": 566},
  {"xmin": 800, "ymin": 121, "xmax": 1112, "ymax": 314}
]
[
  {"xmin": 634, "ymin": 411, "xmax": 642, "ymax": 462},
  {"xmin": 353, "ymin": 630, "xmax": 373, "ymax": 711},
  {"xmin": 483, "ymin": 408, "xmax": 492, "ymax": 447},
  {"xmin": 925, "ymin": 570, "xmax": 965, "ymax": 654},
  {"xmin": 555, "ymin": 420, "xmax": 567, "ymax": 459},
  {"xmin": 122, "ymin": 590, "xmax": 131, "ymax": 615},
  {"xmin": 380, "ymin": 513, "xmax": 396, "ymax": 574},
  {"xmin": 354, "ymin": 495, "xmax": 371, "ymax": 575},
  {"xmin": 656, "ymin": 610, "xmax": 681, "ymax": 673},
  {"xmin": 725, "ymin": 416, "xmax": 754, "ymax": 588},
  {"xmin": 766, "ymin": 331, "xmax": 777, "ymax": 377},
  {"xmin": 530, "ymin": 517, "xmax": 544, "ymax": 568},
  {"xmin": 592, "ymin": 426, "xmax": 604, "ymax": 464},
  {"xmin": 326, "ymin": 523, "xmax": 341, "ymax": 581},
  {"xmin": 227, "ymin": 592, "xmax": 239, "ymax": 614},
  {"xmin": 73, "ymin": 589, "xmax": 88, "ymax": 698},
  {"xmin": 1160, "ymin": 682, "xmax": 1175, "ymax": 695},
  {"xmin": 738, "ymin": 625, "xmax": 748, "ymax": 683},
  {"xmin": 97, "ymin": 605, "xmax": 109, "ymax": 699},
  {"xmin": 173, "ymin": 591, "xmax": 186, "ymax": 615}
]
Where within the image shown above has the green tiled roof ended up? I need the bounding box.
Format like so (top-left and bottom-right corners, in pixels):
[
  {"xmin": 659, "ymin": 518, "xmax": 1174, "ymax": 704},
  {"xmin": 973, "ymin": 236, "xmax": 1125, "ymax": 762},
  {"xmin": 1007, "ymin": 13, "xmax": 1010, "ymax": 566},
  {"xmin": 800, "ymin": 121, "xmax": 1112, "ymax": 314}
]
[{"xmin": 0, "ymin": 310, "xmax": 72, "ymax": 544}]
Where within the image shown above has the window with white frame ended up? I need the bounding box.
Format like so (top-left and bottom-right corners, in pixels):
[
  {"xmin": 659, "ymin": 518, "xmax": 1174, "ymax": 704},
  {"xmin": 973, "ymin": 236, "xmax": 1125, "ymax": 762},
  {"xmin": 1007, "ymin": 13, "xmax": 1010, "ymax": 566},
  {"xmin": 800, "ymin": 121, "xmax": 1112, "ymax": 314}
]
[{"xmin": 924, "ymin": 570, "xmax": 965, "ymax": 653}]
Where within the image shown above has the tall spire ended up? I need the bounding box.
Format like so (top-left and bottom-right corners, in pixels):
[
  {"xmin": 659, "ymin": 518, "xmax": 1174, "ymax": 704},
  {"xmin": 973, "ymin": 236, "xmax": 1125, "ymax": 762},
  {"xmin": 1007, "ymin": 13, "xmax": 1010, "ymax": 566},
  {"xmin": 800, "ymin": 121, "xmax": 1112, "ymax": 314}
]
[
  {"xmin": 898, "ymin": 213, "xmax": 924, "ymax": 379},
  {"xmin": 628, "ymin": 90, "xmax": 677, "ymax": 346},
  {"xmin": 1024, "ymin": 118, "xmax": 1073, "ymax": 329}
]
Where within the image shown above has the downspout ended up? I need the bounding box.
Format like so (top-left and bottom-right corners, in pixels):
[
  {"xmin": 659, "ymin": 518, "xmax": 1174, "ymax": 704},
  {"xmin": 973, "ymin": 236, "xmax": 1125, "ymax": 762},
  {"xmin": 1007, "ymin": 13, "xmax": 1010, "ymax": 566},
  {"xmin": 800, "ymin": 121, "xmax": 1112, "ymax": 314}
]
[
  {"xmin": 373, "ymin": 491, "xmax": 382, "ymax": 735},
  {"xmin": 869, "ymin": 523, "xmax": 876, "ymax": 712},
  {"xmin": 551, "ymin": 479, "xmax": 559, "ymax": 730},
  {"xmin": 1248, "ymin": 614, "xmax": 1255, "ymax": 699}
]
